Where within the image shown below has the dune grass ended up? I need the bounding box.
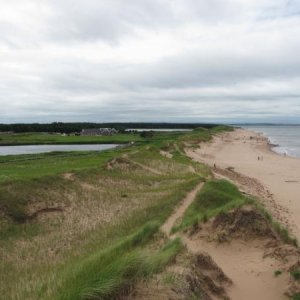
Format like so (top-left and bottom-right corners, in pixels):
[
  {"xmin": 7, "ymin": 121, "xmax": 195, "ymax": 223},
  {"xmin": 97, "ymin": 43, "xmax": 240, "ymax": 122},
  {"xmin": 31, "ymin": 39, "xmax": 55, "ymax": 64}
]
[
  {"xmin": 0, "ymin": 131, "xmax": 209, "ymax": 299},
  {"xmin": 0, "ymin": 127, "xmax": 232, "ymax": 300},
  {"xmin": 172, "ymin": 179, "xmax": 298, "ymax": 247},
  {"xmin": 0, "ymin": 176, "xmax": 196, "ymax": 300},
  {"xmin": 53, "ymin": 223, "xmax": 183, "ymax": 300},
  {"xmin": 172, "ymin": 179, "xmax": 246, "ymax": 232}
]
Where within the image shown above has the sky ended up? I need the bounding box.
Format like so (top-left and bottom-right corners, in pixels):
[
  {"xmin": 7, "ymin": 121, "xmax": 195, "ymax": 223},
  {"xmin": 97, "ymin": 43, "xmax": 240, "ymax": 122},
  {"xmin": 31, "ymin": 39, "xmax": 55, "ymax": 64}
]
[{"xmin": 0, "ymin": 0, "xmax": 300, "ymax": 124}]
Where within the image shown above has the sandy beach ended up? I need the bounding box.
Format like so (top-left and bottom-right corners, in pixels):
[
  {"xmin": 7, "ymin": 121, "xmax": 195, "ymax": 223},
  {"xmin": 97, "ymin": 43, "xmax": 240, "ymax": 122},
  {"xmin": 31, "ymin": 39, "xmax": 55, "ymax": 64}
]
[
  {"xmin": 183, "ymin": 128, "xmax": 300, "ymax": 299},
  {"xmin": 187, "ymin": 128, "xmax": 300, "ymax": 241}
]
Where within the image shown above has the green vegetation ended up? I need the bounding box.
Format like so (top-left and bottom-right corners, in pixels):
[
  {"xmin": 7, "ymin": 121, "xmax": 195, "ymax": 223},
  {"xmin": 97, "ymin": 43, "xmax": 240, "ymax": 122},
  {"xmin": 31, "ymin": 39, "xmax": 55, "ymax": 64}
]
[
  {"xmin": 1, "ymin": 127, "xmax": 227, "ymax": 300},
  {"xmin": 291, "ymin": 269, "xmax": 300, "ymax": 280},
  {"xmin": 0, "ymin": 149, "xmax": 124, "ymax": 183},
  {"xmin": 292, "ymin": 294, "xmax": 300, "ymax": 300},
  {"xmin": 173, "ymin": 179, "xmax": 246, "ymax": 232},
  {"xmin": 0, "ymin": 121, "xmax": 220, "ymax": 134},
  {"xmin": 0, "ymin": 132, "xmax": 142, "ymax": 145},
  {"xmin": 55, "ymin": 226, "xmax": 183, "ymax": 300},
  {"xmin": 3, "ymin": 125, "xmax": 298, "ymax": 300},
  {"xmin": 0, "ymin": 127, "xmax": 226, "ymax": 183},
  {"xmin": 274, "ymin": 270, "xmax": 282, "ymax": 277},
  {"xmin": 0, "ymin": 124, "xmax": 232, "ymax": 146}
]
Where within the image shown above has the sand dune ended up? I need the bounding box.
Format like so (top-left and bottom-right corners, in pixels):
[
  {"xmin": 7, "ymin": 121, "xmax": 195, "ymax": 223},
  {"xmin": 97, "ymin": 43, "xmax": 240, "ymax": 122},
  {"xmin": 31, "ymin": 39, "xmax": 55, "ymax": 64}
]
[{"xmin": 186, "ymin": 128, "xmax": 300, "ymax": 241}]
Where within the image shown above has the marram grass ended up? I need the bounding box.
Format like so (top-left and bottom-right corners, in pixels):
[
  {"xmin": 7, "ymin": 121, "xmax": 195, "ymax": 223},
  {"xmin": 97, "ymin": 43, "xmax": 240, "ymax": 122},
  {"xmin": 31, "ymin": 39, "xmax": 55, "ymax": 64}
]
[{"xmin": 53, "ymin": 223, "xmax": 182, "ymax": 300}]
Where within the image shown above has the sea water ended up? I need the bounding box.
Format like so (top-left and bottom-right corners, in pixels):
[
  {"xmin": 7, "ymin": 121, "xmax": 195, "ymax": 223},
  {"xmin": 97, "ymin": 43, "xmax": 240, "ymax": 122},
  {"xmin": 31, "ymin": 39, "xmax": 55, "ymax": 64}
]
[{"xmin": 241, "ymin": 125, "xmax": 300, "ymax": 158}]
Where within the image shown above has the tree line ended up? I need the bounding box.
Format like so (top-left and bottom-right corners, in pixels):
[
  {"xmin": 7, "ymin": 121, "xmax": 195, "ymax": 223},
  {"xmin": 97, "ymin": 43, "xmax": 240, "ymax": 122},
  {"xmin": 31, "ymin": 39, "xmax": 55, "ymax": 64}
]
[{"xmin": 0, "ymin": 122, "xmax": 219, "ymax": 133}]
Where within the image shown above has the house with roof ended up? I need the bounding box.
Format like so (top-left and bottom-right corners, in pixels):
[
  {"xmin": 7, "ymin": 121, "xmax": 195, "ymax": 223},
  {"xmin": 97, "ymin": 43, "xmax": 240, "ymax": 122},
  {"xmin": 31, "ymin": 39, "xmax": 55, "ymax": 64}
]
[{"xmin": 80, "ymin": 128, "xmax": 118, "ymax": 136}]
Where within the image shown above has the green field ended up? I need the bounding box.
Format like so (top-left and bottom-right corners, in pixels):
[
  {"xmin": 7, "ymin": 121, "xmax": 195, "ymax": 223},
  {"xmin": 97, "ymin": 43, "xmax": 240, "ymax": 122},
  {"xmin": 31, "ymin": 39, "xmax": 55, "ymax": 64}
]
[
  {"xmin": 0, "ymin": 126, "xmax": 229, "ymax": 300},
  {"xmin": 0, "ymin": 128, "xmax": 224, "ymax": 183},
  {"xmin": 0, "ymin": 132, "xmax": 143, "ymax": 145}
]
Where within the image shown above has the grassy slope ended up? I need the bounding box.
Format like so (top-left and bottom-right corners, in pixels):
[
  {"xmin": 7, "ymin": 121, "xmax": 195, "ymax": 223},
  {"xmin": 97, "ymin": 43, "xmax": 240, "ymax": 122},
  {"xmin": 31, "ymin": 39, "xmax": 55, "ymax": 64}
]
[
  {"xmin": 174, "ymin": 179, "xmax": 298, "ymax": 246},
  {"xmin": 1, "ymin": 127, "xmax": 231, "ymax": 300},
  {"xmin": 173, "ymin": 179, "xmax": 246, "ymax": 231}
]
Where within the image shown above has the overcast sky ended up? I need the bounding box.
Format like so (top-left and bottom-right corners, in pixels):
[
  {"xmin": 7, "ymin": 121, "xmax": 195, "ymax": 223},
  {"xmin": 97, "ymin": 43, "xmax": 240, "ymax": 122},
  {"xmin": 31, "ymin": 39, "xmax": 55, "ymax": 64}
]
[{"xmin": 1, "ymin": 0, "xmax": 300, "ymax": 123}]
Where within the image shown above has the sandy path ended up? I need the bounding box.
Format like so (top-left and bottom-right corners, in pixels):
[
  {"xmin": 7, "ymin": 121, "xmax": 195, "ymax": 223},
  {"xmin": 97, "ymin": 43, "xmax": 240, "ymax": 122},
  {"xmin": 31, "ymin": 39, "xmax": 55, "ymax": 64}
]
[
  {"xmin": 161, "ymin": 182, "xmax": 203, "ymax": 236},
  {"xmin": 186, "ymin": 128, "xmax": 300, "ymax": 241}
]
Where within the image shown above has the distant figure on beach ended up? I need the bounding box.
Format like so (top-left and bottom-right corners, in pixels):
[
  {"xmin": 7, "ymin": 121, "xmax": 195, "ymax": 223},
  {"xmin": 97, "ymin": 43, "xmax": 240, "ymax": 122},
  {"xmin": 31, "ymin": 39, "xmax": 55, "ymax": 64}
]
[
  {"xmin": 258, "ymin": 156, "xmax": 260, "ymax": 161},
  {"xmin": 214, "ymin": 163, "xmax": 216, "ymax": 169}
]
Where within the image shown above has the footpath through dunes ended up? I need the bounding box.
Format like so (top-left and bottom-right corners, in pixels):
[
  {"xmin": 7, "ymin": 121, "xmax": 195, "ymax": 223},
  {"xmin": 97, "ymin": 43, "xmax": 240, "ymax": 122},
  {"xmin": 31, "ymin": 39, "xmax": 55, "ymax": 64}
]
[
  {"xmin": 186, "ymin": 128, "xmax": 300, "ymax": 241},
  {"xmin": 157, "ymin": 179, "xmax": 299, "ymax": 300},
  {"xmin": 161, "ymin": 182, "xmax": 204, "ymax": 236}
]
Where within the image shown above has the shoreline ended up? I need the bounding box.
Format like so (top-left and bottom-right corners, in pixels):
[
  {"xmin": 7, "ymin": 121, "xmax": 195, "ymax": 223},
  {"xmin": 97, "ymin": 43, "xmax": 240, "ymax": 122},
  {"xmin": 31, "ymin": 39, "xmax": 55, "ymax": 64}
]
[
  {"xmin": 236, "ymin": 127, "xmax": 300, "ymax": 161},
  {"xmin": 256, "ymin": 130, "xmax": 300, "ymax": 161},
  {"xmin": 186, "ymin": 128, "xmax": 300, "ymax": 241},
  {"xmin": 238, "ymin": 125, "xmax": 300, "ymax": 159}
]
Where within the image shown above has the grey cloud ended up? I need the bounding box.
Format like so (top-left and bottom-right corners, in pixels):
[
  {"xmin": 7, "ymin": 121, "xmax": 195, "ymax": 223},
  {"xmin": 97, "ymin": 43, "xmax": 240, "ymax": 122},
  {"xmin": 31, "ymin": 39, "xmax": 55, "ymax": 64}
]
[
  {"xmin": 0, "ymin": 0, "xmax": 300, "ymax": 123},
  {"xmin": 46, "ymin": 0, "xmax": 286, "ymax": 43},
  {"xmin": 43, "ymin": 45, "xmax": 300, "ymax": 93},
  {"xmin": 47, "ymin": 0, "xmax": 175, "ymax": 42}
]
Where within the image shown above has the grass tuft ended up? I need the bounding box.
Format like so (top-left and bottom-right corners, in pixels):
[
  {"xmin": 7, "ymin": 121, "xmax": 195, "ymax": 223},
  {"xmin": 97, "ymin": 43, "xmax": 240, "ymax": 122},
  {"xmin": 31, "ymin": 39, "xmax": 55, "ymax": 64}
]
[
  {"xmin": 291, "ymin": 269, "xmax": 300, "ymax": 281},
  {"xmin": 274, "ymin": 270, "xmax": 282, "ymax": 277}
]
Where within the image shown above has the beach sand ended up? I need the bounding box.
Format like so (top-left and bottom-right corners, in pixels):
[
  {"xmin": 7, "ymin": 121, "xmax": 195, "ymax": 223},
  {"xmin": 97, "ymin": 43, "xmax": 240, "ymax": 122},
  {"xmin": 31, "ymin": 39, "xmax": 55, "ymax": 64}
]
[
  {"xmin": 187, "ymin": 128, "xmax": 300, "ymax": 241},
  {"xmin": 184, "ymin": 128, "xmax": 300, "ymax": 299}
]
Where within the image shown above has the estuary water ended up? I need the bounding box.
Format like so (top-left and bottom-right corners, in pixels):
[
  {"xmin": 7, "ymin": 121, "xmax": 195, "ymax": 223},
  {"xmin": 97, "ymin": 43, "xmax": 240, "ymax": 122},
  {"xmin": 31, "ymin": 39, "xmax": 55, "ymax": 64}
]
[
  {"xmin": 242, "ymin": 125, "xmax": 300, "ymax": 158},
  {"xmin": 0, "ymin": 144, "xmax": 119, "ymax": 156}
]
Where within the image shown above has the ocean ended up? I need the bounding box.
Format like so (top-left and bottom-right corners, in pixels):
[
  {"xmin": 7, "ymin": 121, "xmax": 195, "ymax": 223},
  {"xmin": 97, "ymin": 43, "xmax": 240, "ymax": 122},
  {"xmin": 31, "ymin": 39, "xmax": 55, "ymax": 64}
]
[{"xmin": 241, "ymin": 125, "xmax": 300, "ymax": 158}]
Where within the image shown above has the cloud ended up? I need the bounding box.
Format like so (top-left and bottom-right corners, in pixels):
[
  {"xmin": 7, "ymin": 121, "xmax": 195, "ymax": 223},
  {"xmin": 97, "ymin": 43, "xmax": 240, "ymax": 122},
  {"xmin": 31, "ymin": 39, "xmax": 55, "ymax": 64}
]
[{"xmin": 0, "ymin": 0, "xmax": 299, "ymax": 123}]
